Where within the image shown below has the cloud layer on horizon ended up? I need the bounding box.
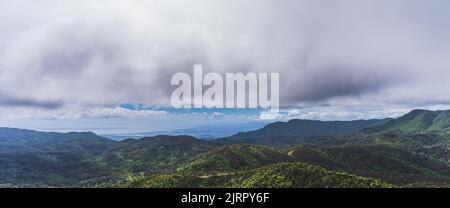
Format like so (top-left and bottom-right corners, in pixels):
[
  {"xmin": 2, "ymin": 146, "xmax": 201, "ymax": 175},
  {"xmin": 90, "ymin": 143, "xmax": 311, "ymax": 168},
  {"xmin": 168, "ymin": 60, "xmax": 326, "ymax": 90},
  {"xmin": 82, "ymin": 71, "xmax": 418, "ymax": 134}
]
[{"xmin": 1, "ymin": 0, "xmax": 450, "ymax": 120}]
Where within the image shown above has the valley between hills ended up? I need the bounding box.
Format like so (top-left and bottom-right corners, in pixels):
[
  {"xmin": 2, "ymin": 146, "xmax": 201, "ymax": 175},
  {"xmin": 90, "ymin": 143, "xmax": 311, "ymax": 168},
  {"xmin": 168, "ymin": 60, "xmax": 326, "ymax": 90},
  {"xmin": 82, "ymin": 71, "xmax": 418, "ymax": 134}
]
[{"xmin": 2, "ymin": 109, "xmax": 450, "ymax": 188}]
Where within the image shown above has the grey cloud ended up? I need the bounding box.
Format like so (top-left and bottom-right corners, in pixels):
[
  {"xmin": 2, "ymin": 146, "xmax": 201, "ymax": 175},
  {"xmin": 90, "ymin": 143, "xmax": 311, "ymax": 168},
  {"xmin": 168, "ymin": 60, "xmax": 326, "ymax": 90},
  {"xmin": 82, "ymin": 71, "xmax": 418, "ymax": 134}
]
[
  {"xmin": 0, "ymin": 94, "xmax": 62, "ymax": 109},
  {"xmin": 0, "ymin": 0, "xmax": 450, "ymax": 115},
  {"xmin": 282, "ymin": 64, "xmax": 402, "ymax": 102}
]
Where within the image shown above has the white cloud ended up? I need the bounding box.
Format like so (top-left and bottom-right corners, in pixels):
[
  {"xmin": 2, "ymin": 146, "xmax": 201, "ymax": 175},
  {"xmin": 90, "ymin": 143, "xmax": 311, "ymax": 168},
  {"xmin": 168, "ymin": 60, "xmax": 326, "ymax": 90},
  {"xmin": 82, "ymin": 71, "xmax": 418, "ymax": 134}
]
[
  {"xmin": 212, "ymin": 112, "xmax": 226, "ymax": 119},
  {"xmin": 77, "ymin": 107, "xmax": 168, "ymax": 119},
  {"xmin": 0, "ymin": 106, "xmax": 167, "ymax": 120}
]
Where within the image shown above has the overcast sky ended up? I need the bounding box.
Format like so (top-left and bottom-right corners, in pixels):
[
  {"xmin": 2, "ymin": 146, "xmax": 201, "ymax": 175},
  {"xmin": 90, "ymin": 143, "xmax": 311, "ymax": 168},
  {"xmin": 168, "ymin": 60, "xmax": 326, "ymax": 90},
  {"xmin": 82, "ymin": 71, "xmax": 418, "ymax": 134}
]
[{"xmin": 1, "ymin": 0, "xmax": 450, "ymax": 132}]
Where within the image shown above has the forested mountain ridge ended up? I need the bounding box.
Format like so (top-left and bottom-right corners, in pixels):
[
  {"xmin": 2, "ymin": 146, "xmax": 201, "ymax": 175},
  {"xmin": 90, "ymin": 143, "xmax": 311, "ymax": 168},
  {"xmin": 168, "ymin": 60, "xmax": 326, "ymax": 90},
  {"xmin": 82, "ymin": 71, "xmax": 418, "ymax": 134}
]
[
  {"xmin": 363, "ymin": 109, "xmax": 450, "ymax": 135},
  {"xmin": 2, "ymin": 109, "xmax": 450, "ymax": 188},
  {"xmin": 216, "ymin": 118, "xmax": 391, "ymax": 147}
]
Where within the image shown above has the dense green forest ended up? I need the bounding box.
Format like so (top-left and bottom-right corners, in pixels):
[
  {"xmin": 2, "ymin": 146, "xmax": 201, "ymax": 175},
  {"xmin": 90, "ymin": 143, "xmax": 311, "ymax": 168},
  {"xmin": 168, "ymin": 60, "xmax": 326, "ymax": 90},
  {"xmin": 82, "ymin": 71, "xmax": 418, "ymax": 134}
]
[{"xmin": 2, "ymin": 109, "xmax": 450, "ymax": 188}]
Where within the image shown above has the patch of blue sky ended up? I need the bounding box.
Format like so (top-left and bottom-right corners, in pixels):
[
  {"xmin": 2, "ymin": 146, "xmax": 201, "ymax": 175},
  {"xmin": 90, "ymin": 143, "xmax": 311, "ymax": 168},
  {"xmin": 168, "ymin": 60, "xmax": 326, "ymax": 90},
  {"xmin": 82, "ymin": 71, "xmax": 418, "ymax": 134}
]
[{"xmin": 119, "ymin": 103, "xmax": 263, "ymax": 116}]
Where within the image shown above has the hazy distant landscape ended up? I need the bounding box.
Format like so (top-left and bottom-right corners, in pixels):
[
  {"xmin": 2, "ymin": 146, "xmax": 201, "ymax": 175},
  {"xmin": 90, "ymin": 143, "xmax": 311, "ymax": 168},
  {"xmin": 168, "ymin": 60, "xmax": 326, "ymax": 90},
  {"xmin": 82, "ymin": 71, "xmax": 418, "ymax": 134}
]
[
  {"xmin": 2, "ymin": 109, "xmax": 450, "ymax": 188},
  {"xmin": 101, "ymin": 122, "xmax": 268, "ymax": 141}
]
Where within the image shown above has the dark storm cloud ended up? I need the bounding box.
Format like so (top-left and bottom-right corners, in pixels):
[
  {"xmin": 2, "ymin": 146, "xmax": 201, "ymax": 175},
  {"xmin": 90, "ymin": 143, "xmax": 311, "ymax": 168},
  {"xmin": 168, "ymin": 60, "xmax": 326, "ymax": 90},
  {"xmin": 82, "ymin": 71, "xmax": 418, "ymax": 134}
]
[
  {"xmin": 0, "ymin": 95, "xmax": 62, "ymax": 109},
  {"xmin": 282, "ymin": 64, "xmax": 402, "ymax": 102}
]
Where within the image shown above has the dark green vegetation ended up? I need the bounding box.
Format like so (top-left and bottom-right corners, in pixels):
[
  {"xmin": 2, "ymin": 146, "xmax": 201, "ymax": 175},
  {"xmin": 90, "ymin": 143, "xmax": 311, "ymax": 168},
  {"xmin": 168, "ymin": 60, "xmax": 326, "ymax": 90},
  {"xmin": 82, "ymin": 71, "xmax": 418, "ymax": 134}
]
[
  {"xmin": 217, "ymin": 118, "xmax": 390, "ymax": 147},
  {"xmin": 119, "ymin": 163, "xmax": 393, "ymax": 188},
  {"xmin": 2, "ymin": 109, "xmax": 450, "ymax": 188},
  {"xmin": 0, "ymin": 133, "xmax": 217, "ymax": 187},
  {"xmin": 178, "ymin": 144, "xmax": 290, "ymax": 172},
  {"xmin": 364, "ymin": 109, "xmax": 450, "ymax": 135}
]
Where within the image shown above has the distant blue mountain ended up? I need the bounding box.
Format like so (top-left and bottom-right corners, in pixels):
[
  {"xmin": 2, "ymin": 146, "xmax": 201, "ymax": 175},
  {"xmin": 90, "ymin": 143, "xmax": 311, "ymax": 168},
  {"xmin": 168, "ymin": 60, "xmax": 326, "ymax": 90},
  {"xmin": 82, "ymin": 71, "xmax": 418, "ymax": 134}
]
[{"xmin": 101, "ymin": 122, "xmax": 269, "ymax": 140}]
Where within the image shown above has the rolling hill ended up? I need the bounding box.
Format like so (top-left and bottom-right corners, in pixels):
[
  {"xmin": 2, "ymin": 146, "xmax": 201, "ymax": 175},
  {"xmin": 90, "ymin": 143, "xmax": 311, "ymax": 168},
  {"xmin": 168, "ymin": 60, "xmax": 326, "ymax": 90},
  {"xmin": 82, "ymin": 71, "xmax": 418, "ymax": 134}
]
[
  {"xmin": 178, "ymin": 144, "xmax": 290, "ymax": 172},
  {"xmin": 217, "ymin": 119, "xmax": 390, "ymax": 147},
  {"xmin": 363, "ymin": 109, "xmax": 450, "ymax": 135},
  {"xmin": 117, "ymin": 162, "xmax": 394, "ymax": 188},
  {"xmin": 0, "ymin": 128, "xmax": 115, "ymax": 154},
  {"xmin": 232, "ymin": 163, "xmax": 394, "ymax": 188},
  {"xmin": 0, "ymin": 130, "xmax": 218, "ymax": 187},
  {"xmin": 103, "ymin": 135, "xmax": 217, "ymax": 173},
  {"xmin": 2, "ymin": 109, "xmax": 450, "ymax": 188}
]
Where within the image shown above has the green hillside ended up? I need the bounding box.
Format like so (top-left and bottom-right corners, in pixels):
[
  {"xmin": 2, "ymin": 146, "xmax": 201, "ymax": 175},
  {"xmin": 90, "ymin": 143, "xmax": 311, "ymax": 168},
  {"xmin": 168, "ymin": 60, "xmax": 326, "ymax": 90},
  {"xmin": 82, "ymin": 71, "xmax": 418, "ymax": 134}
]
[
  {"xmin": 217, "ymin": 119, "xmax": 390, "ymax": 147},
  {"xmin": 324, "ymin": 145, "xmax": 450, "ymax": 184},
  {"xmin": 364, "ymin": 109, "xmax": 450, "ymax": 135},
  {"xmin": 286, "ymin": 144, "xmax": 344, "ymax": 170},
  {"xmin": 104, "ymin": 136, "xmax": 217, "ymax": 173},
  {"xmin": 116, "ymin": 137, "xmax": 450, "ymax": 187},
  {"xmin": 178, "ymin": 144, "xmax": 290, "ymax": 172},
  {"xmin": 233, "ymin": 163, "xmax": 394, "ymax": 188},
  {"xmin": 0, "ymin": 128, "xmax": 115, "ymax": 154},
  {"xmin": 287, "ymin": 143, "xmax": 450, "ymax": 184},
  {"xmin": 0, "ymin": 133, "xmax": 217, "ymax": 187},
  {"xmin": 118, "ymin": 163, "xmax": 394, "ymax": 188},
  {"xmin": 2, "ymin": 109, "xmax": 450, "ymax": 188}
]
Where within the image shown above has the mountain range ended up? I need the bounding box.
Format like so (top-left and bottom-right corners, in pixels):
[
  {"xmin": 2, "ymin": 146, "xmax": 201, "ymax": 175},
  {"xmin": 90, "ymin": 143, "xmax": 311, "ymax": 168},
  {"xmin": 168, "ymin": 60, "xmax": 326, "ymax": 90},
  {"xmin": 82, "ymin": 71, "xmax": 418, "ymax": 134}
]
[
  {"xmin": 101, "ymin": 122, "xmax": 268, "ymax": 141},
  {"xmin": 2, "ymin": 109, "xmax": 450, "ymax": 188},
  {"xmin": 216, "ymin": 118, "xmax": 391, "ymax": 147}
]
